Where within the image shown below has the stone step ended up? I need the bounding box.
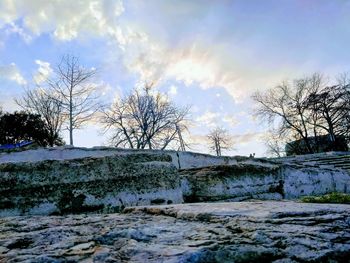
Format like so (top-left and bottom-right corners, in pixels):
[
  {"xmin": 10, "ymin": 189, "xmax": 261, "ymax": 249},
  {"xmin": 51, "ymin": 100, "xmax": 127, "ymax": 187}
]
[
  {"xmin": 279, "ymin": 157, "xmax": 350, "ymax": 166},
  {"xmin": 317, "ymin": 161, "xmax": 350, "ymax": 167},
  {"xmin": 302, "ymin": 163, "xmax": 350, "ymax": 171},
  {"xmin": 315, "ymin": 162, "xmax": 350, "ymax": 168},
  {"xmin": 306, "ymin": 155, "xmax": 350, "ymax": 162},
  {"xmin": 305, "ymin": 158, "xmax": 350, "ymax": 165},
  {"xmin": 307, "ymin": 161, "xmax": 350, "ymax": 167},
  {"xmin": 271, "ymin": 153, "xmax": 350, "ymax": 174},
  {"xmin": 333, "ymin": 164, "xmax": 350, "ymax": 169},
  {"xmin": 311, "ymin": 156, "xmax": 350, "ymax": 161}
]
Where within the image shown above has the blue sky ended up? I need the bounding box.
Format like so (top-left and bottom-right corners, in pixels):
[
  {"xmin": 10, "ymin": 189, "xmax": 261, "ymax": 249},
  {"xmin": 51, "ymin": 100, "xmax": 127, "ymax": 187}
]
[{"xmin": 0, "ymin": 0, "xmax": 350, "ymax": 156}]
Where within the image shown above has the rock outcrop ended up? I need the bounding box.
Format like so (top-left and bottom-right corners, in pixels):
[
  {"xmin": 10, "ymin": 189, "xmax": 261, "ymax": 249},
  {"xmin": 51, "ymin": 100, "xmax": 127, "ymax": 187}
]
[
  {"xmin": 1, "ymin": 201, "xmax": 350, "ymax": 262},
  {"xmin": 0, "ymin": 153, "xmax": 182, "ymax": 216},
  {"xmin": 180, "ymin": 162, "xmax": 350, "ymax": 202},
  {"xmin": 180, "ymin": 163, "xmax": 283, "ymax": 202},
  {"xmin": 1, "ymin": 147, "xmax": 350, "ymax": 216},
  {"xmin": 282, "ymin": 164, "xmax": 350, "ymax": 198}
]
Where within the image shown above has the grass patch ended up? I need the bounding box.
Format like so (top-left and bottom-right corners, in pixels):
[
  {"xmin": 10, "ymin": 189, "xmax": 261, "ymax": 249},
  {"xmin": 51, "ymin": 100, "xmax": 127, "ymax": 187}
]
[{"xmin": 301, "ymin": 192, "xmax": 350, "ymax": 204}]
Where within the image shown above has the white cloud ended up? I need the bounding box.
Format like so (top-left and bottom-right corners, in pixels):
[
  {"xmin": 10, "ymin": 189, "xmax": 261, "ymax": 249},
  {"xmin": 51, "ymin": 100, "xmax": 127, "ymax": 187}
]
[
  {"xmin": 232, "ymin": 132, "xmax": 265, "ymax": 145},
  {"xmin": 223, "ymin": 115, "xmax": 239, "ymax": 127},
  {"xmin": 195, "ymin": 111, "xmax": 220, "ymax": 128},
  {"xmin": 168, "ymin": 85, "xmax": 177, "ymax": 95},
  {"xmin": 0, "ymin": 63, "xmax": 26, "ymax": 85},
  {"xmin": 33, "ymin": 60, "xmax": 52, "ymax": 84},
  {"xmin": 195, "ymin": 111, "xmax": 240, "ymax": 129},
  {"xmin": 121, "ymin": 38, "xmax": 280, "ymax": 103},
  {"xmin": 0, "ymin": 0, "xmax": 124, "ymax": 41},
  {"xmin": 99, "ymin": 82, "xmax": 113, "ymax": 96},
  {"xmin": 4, "ymin": 22, "xmax": 33, "ymax": 43},
  {"xmin": 0, "ymin": 1, "xmax": 256, "ymax": 102},
  {"xmin": 0, "ymin": 0, "xmax": 295, "ymax": 104}
]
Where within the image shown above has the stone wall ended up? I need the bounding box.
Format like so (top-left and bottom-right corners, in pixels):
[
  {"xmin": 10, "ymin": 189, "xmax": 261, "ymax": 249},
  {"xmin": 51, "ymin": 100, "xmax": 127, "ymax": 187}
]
[{"xmin": 0, "ymin": 153, "xmax": 182, "ymax": 216}]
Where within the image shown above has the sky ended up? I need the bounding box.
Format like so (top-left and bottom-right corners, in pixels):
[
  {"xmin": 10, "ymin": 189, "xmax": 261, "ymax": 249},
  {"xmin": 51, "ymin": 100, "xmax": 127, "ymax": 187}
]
[{"xmin": 0, "ymin": 0, "xmax": 350, "ymax": 157}]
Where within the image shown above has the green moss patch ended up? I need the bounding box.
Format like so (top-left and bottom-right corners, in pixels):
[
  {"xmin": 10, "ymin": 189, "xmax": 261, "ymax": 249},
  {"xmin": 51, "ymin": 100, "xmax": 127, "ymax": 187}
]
[{"xmin": 301, "ymin": 192, "xmax": 350, "ymax": 204}]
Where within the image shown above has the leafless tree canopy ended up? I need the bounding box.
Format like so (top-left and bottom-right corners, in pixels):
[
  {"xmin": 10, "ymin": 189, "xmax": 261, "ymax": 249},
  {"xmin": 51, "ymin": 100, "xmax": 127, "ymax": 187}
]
[
  {"xmin": 102, "ymin": 85, "xmax": 190, "ymax": 150},
  {"xmin": 253, "ymin": 73, "xmax": 350, "ymax": 155},
  {"xmin": 262, "ymin": 130, "xmax": 290, "ymax": 157},
  {"xmin": 48, "ymin": 55, "xmax": 101, "ymax": 145},
  {"xmin": 207, "ymin": 127, "xmax": 233, "ymax": 156},
  {"xmin": 15, "ymin": 88, "xmax": 65, "ymax": 146}
]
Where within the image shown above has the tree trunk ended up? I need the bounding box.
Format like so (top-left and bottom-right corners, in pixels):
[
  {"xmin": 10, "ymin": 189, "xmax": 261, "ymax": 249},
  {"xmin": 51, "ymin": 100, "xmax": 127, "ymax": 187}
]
[{"xmin": 69, "ymin": 89, "xmax": 73, "ymax": 146}]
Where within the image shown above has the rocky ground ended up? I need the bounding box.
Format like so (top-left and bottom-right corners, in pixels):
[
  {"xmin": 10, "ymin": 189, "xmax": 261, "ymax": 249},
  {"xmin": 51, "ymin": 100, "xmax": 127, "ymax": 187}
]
[{"xmin": 1, "ymin": 201, "xmax": 350, "ymax": 262}]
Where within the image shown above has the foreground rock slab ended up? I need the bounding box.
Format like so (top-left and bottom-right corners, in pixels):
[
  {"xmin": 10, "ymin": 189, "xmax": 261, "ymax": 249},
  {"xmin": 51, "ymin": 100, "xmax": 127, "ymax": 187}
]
[{"xmin": 1, "ymin": 201, "xmax": 350, "ymax": 262}]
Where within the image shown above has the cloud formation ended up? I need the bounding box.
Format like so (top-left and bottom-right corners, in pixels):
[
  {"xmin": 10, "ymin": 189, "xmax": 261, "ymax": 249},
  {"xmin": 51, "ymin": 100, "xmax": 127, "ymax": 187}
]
[
  {"xmin": 0, "ymin": 0, "xmax": 124, "ymax": 41},
  {"xmin": 33, "ymin": 60, "xmax": 52, "ymax": 84},
  {"xmin": 0, "ymin": 63, "xmax": 26, "ymax": 85},
  {"xmin": 195, "ymin": 110, "xmax": 240, "ymax": 129},
  {"xmin": 196, "ymin": 111, "xmax": 220, "ymax": 128},
  {"xmin": 0, "ymin": 0, "xmax": 276, "ymax": 103}
]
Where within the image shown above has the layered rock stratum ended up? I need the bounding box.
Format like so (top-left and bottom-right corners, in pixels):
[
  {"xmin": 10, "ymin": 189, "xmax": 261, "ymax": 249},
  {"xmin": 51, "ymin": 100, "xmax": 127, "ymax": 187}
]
[
  {"xmin": 0, "ymin": 152, "xmax": 182, "ymax": 216},
  {"xmin": 1, "ymin": 147, "xmax": 350, "ymax": 216},
  {"xmin": 1, "ymin": 201, "xmax": 350, "ymax": 262}
]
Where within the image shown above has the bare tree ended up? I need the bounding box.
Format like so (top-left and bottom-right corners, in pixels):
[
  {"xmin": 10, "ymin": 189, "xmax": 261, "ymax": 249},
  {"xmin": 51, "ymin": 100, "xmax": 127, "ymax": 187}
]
[
  {"xmin": 207, "ymin": 127, "xmax": 233, "ymax": 156},
  {"xmin": 253, "ymin": 73, "xmax": 350, "ymax": 155},
  {"xmin": 262, "ymin": 130, "xmax": 291, "ymax": 157},
  {"xmin": 252, "ymin": 74, "xmax": 324, "ymax": 154},
  {"xmin": 16, "ymin": 88, "xmax": 65, "ymax": 146},
  {"xmin": 47, "ymin": 54, "xmax": 100, "ymax": 145},
  {"xmin": 102, "ymin": 85, "xmax": 190, "ymax": 150},
  {"xmin": 306, "ymin": 83, "xmax": 350, "ymax": 143}
]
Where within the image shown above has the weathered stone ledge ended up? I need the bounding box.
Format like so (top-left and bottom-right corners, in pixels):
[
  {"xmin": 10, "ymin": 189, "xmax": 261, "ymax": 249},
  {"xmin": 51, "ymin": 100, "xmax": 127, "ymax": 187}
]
[
  {"xmin": 0, "ymin": 153, "xmax": 182, "ymax": 216},
  {"xmin": 0, "ymin": 146, "xmax": 263, "ymax": 169},
  {"xmin": 1, "ymin": 201, "xmax": 349, "ymax": 262},
  {"xmin": 1, "ymin": 148, "xmax": 350, "ymax": 217},
  {"xmin": 180, "ymin": 163, "xmax": 350, "ymax": 203}
]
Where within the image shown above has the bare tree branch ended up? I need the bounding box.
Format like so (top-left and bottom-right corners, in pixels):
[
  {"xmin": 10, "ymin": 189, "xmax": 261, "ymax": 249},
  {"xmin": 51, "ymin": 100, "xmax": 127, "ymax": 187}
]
[
  {"xmin": 207, "ymin": 127, "xmax": 233, "ymax": 156},
  {"xmin": 47, "ymin": 54, "xmax": 101, "ymax": 145},
  {"xmin": 15, "ymin": 88, "xmax": 65, "ymax": 146},
  {"xmin": 253, "ymin": 73, "xmax": 350, "ymax": 155},
  {"xmin": 101, "ymin": 85, "xmax": 190, "ymax": 150}
]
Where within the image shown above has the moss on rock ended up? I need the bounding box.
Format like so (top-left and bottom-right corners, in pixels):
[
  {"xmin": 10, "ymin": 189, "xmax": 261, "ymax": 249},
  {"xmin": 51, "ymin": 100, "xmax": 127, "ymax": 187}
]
[{"xmin": 301, "ymin": 192, "xmax": 350, "ymax": 204}]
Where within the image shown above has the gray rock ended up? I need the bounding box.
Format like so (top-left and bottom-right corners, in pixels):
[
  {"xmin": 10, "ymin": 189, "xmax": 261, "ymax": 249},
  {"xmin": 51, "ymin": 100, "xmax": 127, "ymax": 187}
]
[
  {"xmin": 1, "ymin": 201, "xmax": 350, "ymax": 262},
  {"xmin": 0, "ymin": 153, "xmax": 182, "ymax": 216},
  {"xmin": 1, "ymin": 148, "xmax": 350, "ymax": 217}
]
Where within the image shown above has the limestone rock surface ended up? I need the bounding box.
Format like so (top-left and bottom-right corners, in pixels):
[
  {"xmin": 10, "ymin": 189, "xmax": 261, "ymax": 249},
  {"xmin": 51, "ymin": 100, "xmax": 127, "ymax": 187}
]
[
  {"xmin": 2, "ymin": 147, "xmax": 350, "ymax": 217},
  {"xmin": 0, "ymin": 153, "xmax": 182, "ymax": 216},
  {"xmin": 180, "ymin": 163, "xmax": 283, "ymax": 202},
  {"xmin": 1, "ymin": 201, "xmax": 350, "ymax": 262},
  {"xmin": 180, "ymin": 163, "xmax": 350, "ymax": 203}
]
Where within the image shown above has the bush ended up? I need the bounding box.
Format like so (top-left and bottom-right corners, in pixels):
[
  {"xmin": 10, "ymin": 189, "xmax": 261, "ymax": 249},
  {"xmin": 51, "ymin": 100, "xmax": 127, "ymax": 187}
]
[{"xmin": 0, "ymin": 111, "xmax": 64, "ymax": 147}]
